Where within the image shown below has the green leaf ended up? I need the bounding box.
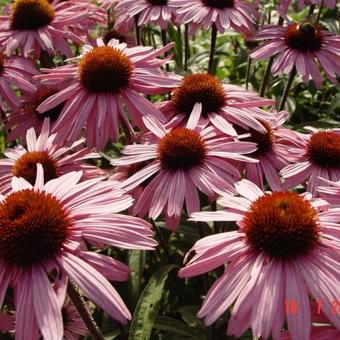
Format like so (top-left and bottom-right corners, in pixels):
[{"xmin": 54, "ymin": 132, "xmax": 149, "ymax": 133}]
[
  {"xmin": 128, "ymin": 264, "xmax": 177, "ymax": 340},
  {"xmin": 177, "ymin": 305, "xmax": 205, "ymax": 330},
  {"xmin": 167, "ymin": 24, "xmax": 183, "ymax": 70},
  {"xmin": 128, "ymin": 250, "xmax": 146, "ymax": 309},
  {"xmin": 154, "ymin": 316, "xmax": 206, "ymax": 340}
]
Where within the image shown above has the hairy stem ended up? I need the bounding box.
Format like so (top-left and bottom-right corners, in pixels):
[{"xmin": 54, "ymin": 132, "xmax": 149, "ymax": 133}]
[
  {"xmin": 245, "ymin": 57, "xmax": 252, "ymax": 90},
  {"xmin": 279, "ymin": 67, "xmax": 296, "ymax": 111},
  {"xmin": 67, "ymin": 281, "xmax": 105, "ymax": 340},
  {"xmin": 161, "ymin": 29, "xmax": 170, "ymax": 72},
  {"xmin": 259, "ymin": 16, "xmax": 284, "ymax": 96},
  {"xmin": 134, "ymin": 15, "xmax": 141, "ymax": 45},
  {"xmin": 208, "ymin": 24, "xmax": 217, "ymax": 75},
  {"xmin": 150, "ymin": 218, "xmax": 172, "ymax": 263},
  {"xmin": 184, "ymin": 24, "xmax": 190, "ymax": 71}
]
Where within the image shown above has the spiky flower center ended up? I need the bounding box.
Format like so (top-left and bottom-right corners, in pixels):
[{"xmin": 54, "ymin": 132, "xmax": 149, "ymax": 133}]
[
  {"xmin": 243, "ymin": 192, "xmax": 319, "ymax": 259},
  {"xmin": 202, "ymin": 0, "xmax": 234, "ymax": 9},
  {"xmin": 0, "ymin": 189, "xmax": 69, "ymax": 267},
  {"xmin": 0, "ymin": 53, "xmax": 5, "ymax": 75},
  {"xmin": 78, "ymin": 46, "xmax": 133, "ymax": 93},
  {"xmin": 285, "ymin": 22, "xmax": 322, "ymax": 52},
  {"xmin": 146, "ymin": 0, "xmax": 168, "ymax": 5},
  {"xmin": 10, "ymin": 0, "xmax": 55, "ymax": 30},
  {"xmin": 306, "ymin": 131, "xmax": 340, "ymax": 168},
  {"xmin": 103, "ymin": 30, "xmax": 127, "ymax": 44},
  {"xmin": 238, "ymin": 121, "xmax": 274, "ymax": 156},
  {"xmin": 12, "ymin": 151, "xmax": 57, "ymax": 185},
  {"xmin": 158, "ymin": 128, "xmax": 207, "ymax": 171},
  {"xmin": 172, "ymin": 74, "xmax": 227, "ymax": 117}
]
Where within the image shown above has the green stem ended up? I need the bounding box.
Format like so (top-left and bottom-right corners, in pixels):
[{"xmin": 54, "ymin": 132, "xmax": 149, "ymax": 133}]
[
  {"xmin": 308, "ymin": 4, "xmax": 316, "ymax": 18},
  {"xmin": 67, "ymin": 281, "xmax": 105, "ymax": 340},
  {"xmin": 134, "ymin": 15, "xmax": 141, "ymax": 45},
  {"xmin": 259, "ymin": 16, "xmax": 284, "ymax": 96},
  {"xmin": 184, "ymin": 24, "xmax": 190, "ymax": 72},
  {"xmin": 150, "ymin": 219, "xmax": 172, "ymax": 263},
  {"xmin": 278, "ymin": 67, "xmax": 296, "ymax": 111},
  {"xmin": 316, "ymin": 1, "xmax": 323, "ymax": 23},
  {"xmin": 245, "ymin": 57, "xmax": 252, "ymax": 90},
  {"xmin": 208, "ymin": 24, "xmax": 217, "ymax": 75},
  {"xmin": 161, "ymin": 29, "xmax": 170, "ymax": 72}
]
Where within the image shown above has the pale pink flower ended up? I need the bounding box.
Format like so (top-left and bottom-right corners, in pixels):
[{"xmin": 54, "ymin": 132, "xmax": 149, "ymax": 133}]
[
  {"xmin": 158, "ymin": 73, "xmax": 276, "ymax": 137},
  {"xmin": 111, "ymin": 104, "xmax": 258, "ymax": 231},
  {"xmin": 180, "ymin": 179, "xmax": 340, "ymax": 339},
  {"xmin": 302, "ymin": 0, "xmax": 336, "ymax": 9},
  {"xmin": 250, "ymin": 21, "xmax": 340, "ymax": 87},
  {"xmin": 0, "ymin": 0, "xmax": 88, "ymax": 57},
  {"xmin": 35, "ymin": 38, "xmax": 180, "ymax": 149},
  {"xmin": 0, "ymin": 297, "xmax": 88, "ymax": 339},
  {"xmin": 116, "ymin": 0, "xmax": 177, "ymax": 29},
  {"xmin": 49, "ymin": 0, "xmax": 107, "ymax": 41},
  {"xmin": 0, "ymin": 52, "xmax": 37, "ymax": 110},
  {"xmin": 169, "ymin": 0, "xmax": 259, "ymax": 34},
  {"xmin": 318, "ymin": 178, "xmax": 340, "ymax": 207},
  {"xmin": 280, "ymin": 128, "xmax": 340, "ymax": 195},
  {"xmin": 60, "ymin": 298, "xmax": 88, "ymax": 340},
  {"xmin": 279, "ymin": 0, "xmax": 336, "ymax": 13},
  {"xmin": 5, "ymin": 83, "xmax": 66, "ymax": 141},
  {"xmin": 0, "ymin": 164, "xmax": 157, "ymax": 338},
  {"xmin": 234, "ymin": 110, "xmax": 291, "ymax": 191},
  {"xmin": 0, "ymin": 119, "xmax": 104, "ymax": 194}
]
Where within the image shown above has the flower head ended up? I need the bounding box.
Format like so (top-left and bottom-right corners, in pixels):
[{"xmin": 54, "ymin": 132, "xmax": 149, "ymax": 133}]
[
  {"xmin": 234, "ymin": 110, "xmax": 291, "ymax": 191},
  {"xmin": 111, "ymin": 104, "xmax": 258, "ymax": 230},
  {"xmin": 116, "ymin": 0, "xmax": 177, "ymax": 29},
  {"xmin": 250, "ymin": 21, "xmax": 340, "ymax": 87},
  {"xmin": 280, "ymin": 128, "xmax": 340, "ymax": 195},
  {"xmin": 0, "ymin": 164, "xmax": 157, "ymax": 337},
  {"xmin": 169, "ymin": 0, "xmax": 259, "ymax": 34},
  {"xmin": 0, "ymin": 52, "xmax": 37, "ymax": 110},
  {"xmin": 159, "ymin": 73, "xmax": 275, "ymax": 136},
  {"xmin": 0, "ymin": 119, "xmax": 104, "ymax": 194},
  {"xmin": 180, "ymin": 179, "xmax": 340, "ymax": 339},
  {"xmin": 35, "ymin": 38, "xmax": 180, "ymax": 149},
  {"xmin": 0, "ymin": 0, "xmax": 89, "ymax": 57},
  {"xmin": 6, "ymin": 83, "xmax": 66, "ymax": 140}
]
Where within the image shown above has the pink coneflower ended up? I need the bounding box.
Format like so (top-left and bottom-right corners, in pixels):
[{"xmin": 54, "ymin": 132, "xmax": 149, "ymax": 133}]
[
  {"xmin": 111, "ymin": 104, "xmax": 258, "ymax": 230},
  {"xmin": 0, "ymin": 52, "xmax": 37, "ymax": 110},
  {"xmin": 0, "ymin": 119, "xmax": 103, "ymax": 194},
  {"xmin": 103, "ymin": 29, "xmax": 135, "ymax": 46},
  {"xmin": 280, "ymin": 0, "xmax": 337, "ymax": 12},
  {"xmin": 234, "ymin": 110, "xmax": 291, "ymax": 191},
  {"xmin": 0, "ymin": 0, "xmax": 87, "ymax": 57},
  {"xmin": 158, "ymin": 73, "xmax": 275, "ymax": 136},
  {"xmin": 49, "ymin": 0, "xmax": 106, "ymax": 41},
  {"xmin": 180, "ymin": 179, "xmax": 340, "ymax": 339},
  {"xmin": 318, "ymin": 178, "xmax": 340, "ymax": 206},
  {"xmin": 280, "ymin": 128, "xmax": 340, "ymax": 195},
  {"xmin": 0, "ymin": 165, "xmax": 157, "ymax": 337},
  {"xmin": 0, "ymin": 298, "xmax": 88, "ymax": 339},
  {"xmin": 61, "ymin": 298, "xmax": 88, "ymax": 339},
  {"xmin": 169, "ymin": 0, "xmax": 259, "ymax": 34},
  {"xmin": 35, "ymin": 38, "xmax": 180, "ymax": 149},
  {"xmin": 116, "ymin": 0, "xmax": 177, "ymax": 29},
  {"xmin": 5, "ymin": 83, "xmax": 66, "ymax": 141},
  {"xmin": 250, "ymin": 21, "xmax": 340, "ymax": 87},
  {"xmin": 301, "ymin": 0, "xmax": 336, "ymax": 9}
]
